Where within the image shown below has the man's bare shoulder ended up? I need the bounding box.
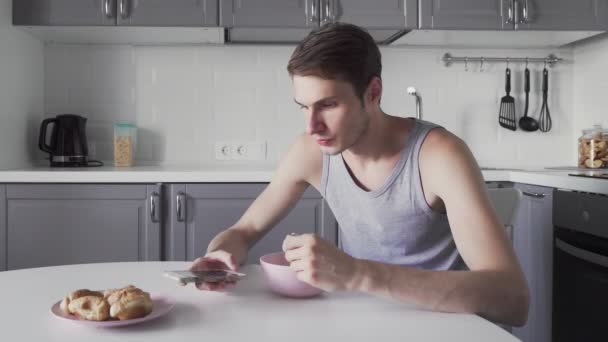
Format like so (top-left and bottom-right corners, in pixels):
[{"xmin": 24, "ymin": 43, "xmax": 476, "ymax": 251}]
[
  {"xmin": 276, "ymin": 133, "xmax": 323, "ymax": 188},
  {"xmin": 419, "ymin": 125, "xmax": 484, "ymax": 194},
  {"xmin": 420, "ymin": 126, "xmax": 470, "ymax": 162}
]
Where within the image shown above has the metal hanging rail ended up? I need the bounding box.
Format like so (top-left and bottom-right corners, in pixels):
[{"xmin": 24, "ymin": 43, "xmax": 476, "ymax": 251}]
[{"xmin": 442, "ymin": 53, "xmax": 562, "ymax": 68}]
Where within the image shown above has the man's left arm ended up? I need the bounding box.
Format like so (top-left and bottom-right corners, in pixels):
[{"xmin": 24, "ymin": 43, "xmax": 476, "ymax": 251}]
[{"xmin": 283, "ymin": 130, "xmax": 530, "ymax": 326}]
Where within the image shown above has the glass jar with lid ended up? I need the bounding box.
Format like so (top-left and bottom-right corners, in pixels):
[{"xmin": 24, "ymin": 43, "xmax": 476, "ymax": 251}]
[
  {"xmin": 578, "ymin": 124, "xmax": 608, "ymax": 169},
  {"xmin": 113, "ymin": 123, "xmax": 137, "ymax": 167}
]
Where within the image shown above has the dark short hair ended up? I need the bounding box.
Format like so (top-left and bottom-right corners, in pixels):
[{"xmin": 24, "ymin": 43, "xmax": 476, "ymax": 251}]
[{"xmin": 287, "ymin": 22, "xmax": 382, "ymax": 101}]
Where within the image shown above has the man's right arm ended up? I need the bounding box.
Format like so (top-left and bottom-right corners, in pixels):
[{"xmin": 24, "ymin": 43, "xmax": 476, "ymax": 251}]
[{"xmin": 204, "ymin": 133, "xmax": 323, "ymax": 266}]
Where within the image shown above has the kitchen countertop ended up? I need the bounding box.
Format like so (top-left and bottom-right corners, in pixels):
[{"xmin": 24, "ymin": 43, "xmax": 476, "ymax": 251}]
[
  {"xmin": 0, "ymin": 261, "xmax": 517, "ymax": 342},
  {"xmin": 0, "ymin": 165, "xmax": 607, "ymax": 194}
]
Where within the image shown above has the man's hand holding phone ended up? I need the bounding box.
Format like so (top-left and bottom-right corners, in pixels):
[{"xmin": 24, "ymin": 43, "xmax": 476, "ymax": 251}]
[{"xmin": 188, "ymin": 250, "xmax": 241, "ymax": 291}]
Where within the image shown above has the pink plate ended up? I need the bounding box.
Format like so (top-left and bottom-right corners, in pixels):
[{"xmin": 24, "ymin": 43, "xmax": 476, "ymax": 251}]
[{"xmin": 50, "ymin": 294, "xmax": 175, "ymax": 328}]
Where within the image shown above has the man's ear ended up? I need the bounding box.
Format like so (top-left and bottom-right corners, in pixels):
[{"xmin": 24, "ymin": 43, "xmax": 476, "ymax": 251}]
[{"xmin": 366, "ymin": 77, "xmax": 382, "ymax": 105}]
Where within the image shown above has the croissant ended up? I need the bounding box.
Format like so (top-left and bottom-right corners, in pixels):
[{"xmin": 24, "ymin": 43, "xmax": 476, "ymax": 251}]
[
  {"xmin": 60, "ymin": 289, "xmax": 104, "ymax": 315},
  {"xmin": 68, "ymin": 296, "xmax": 110, "ymax": 321},
  {"xmin": 109, "ymin": 290, "xmax": 153, "ymax": 320}
]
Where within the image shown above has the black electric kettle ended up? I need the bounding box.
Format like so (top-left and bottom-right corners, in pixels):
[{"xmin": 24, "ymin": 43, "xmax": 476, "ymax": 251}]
[{"xmin": 38, "ymin": 114, "xmax": 103, "ymax": 167}]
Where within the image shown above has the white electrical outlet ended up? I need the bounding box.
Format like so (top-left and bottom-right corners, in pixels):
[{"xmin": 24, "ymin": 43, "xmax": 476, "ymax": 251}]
[
  {"xmin": 215, "ymin": 141, "xmax": 267, "ymax": 161},
  {"xmin": 214, "ymin": 142, "xmax": 234, "ymax": 160}
]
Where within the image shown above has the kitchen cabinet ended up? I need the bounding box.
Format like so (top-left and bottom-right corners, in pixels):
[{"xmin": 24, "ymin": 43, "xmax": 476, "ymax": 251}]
[
  {"xmin": 514, "ymin": 0, "xmax": 608, "ymax": 30},
  {"xmin": 419, "ymin": 0, "xmax": 509, "ymax": 30},
  {"xmin": 4, "ymin": 184, "xmax": 161, "ymax": 270},
  {"xmin": 221, "ymin": 0, "xmax": 414, "ymax": 43},
  {"xmin": 165, "ymin": 184, "xmax": 337, "ymax": 264},
  {"xmin": 221, "ymin": 0, "xmax": 415, "ymax": 29},
  {"xmin": 419, "ymin": 0, "xmax": 608, "ymax": 31},
  {"xmin": 512, "ymin": 184, "xmax": 553, "ymax": 342},
  {"xmin": 12, "ymin": 0, "xmax": 116, "ymax": 26},
  {"xmin": 117, "ymin": 0, "xmax": 219, "ymax": 27},
  {"xmin": 0, "ymin": 185, "xmax": 5, "ymax": 272},
  {"xmin": 13, "ymin": 0, "xmax": 219, "ymax": 27},
  {"xmin": 220, "ymin": 0, "xmax": 316, "ymax": 28}
]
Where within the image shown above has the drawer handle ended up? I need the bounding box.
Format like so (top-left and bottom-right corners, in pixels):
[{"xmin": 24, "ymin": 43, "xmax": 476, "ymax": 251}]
[
  {"xmin": 176, "ymin": 192, "xmax": 186, "ymax": 222},
  {"xmin": 150, "ymin": 192, "xmax": 160, "ymax": 223},
  {"xmin": 103, "ymin": 0, "xmax": 114, "ymax": 18},
  {"xmin": 522, "ymin": 191, "xmax": 545, "ymax": 198},
  {"xmin": 119, "ymin": 0, "xmax": 130, "ymax": 19}
]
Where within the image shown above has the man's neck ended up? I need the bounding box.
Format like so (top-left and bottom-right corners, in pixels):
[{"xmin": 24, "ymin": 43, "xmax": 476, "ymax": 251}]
[{"xmin": 342, "ymin": 112, "xmax": 412, "ymax": 170}]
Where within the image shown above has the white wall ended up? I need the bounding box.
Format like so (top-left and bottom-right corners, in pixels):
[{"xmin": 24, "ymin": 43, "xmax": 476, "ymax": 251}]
[
  {"xmin": 43, "ymin": 43, "xmax": 575, "ymax": 168},
  {"xmin": 573, "ymin": 34, "xmax": 608, "ymax": 142},
  {"xmin": 0, "ymin": 0, "xmax": 44, "ymax": 169}
]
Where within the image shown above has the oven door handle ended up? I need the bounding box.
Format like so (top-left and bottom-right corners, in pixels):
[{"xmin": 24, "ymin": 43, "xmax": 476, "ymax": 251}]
[{"xmin": 556, "ymin": 238, "xmax": 608, "ymax": 268}]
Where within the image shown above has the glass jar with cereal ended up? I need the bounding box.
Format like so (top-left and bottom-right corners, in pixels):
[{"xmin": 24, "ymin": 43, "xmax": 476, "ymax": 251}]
[{"xmin": 113, "ymin": 123, "xmax": 137, "ymax": 167}]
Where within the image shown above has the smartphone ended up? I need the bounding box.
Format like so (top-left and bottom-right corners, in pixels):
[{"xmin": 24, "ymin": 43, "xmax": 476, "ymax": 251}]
[{"xmin": 163, "ymin": 270, "xmax": 246, "ymax": 284}]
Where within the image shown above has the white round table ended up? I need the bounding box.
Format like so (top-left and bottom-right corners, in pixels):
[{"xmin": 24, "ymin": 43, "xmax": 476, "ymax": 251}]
[{"xmin": 0, "ymin": 262, "xmax": 519, "ymax": 341}]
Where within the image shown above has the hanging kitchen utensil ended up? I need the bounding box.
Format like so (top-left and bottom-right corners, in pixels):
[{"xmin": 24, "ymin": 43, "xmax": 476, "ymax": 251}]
[
  {"xmin": 539, "ymin": 68, "xmax": 552, "ymax": 132},
  {"xmin": 518, "ymin": 67, "xmax": 539, "ymax": 132},
  {"xmin": 499, "ymin": 67, "xmax": 517, "ymax": 131}
]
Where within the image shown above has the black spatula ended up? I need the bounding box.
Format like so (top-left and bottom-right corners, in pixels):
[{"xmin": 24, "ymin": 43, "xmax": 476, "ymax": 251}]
[{"xmin": 498, "ymin": 68, "xmax": 517, "ymax": 131}]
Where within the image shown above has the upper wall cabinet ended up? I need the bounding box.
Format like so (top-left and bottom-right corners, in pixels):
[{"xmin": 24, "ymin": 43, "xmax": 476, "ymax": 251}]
[
  {"xmin": 13, "ymin": 0, "xmax": 117, "ymax": 26},
  {"xmin": 221, "ymin": 0, "xmax": 415, "ymax": 44},
  {"xmin": 420, "ymin": 0, "xmax": 608, "ymax": 30},
  {"xmin": 13, "ymin": 0, "xmax": 219, "ymax": 27},
  {"xmin": 515, "ymin": 0, "xmax": 608, "ymax": 31}
]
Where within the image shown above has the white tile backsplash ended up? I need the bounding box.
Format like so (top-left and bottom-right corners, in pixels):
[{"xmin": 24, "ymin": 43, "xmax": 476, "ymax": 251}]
[
  {"xmin": 43, "ymin": 42, "xmax": 578, "ymax": 168},
  {"xmin": 573, "ymin": 34, "xmax": 608, "ymax": 142}
]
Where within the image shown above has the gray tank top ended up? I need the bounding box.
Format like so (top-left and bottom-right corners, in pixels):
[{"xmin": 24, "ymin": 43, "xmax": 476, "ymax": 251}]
[{"xmin": 321, "ymin": 119, "xmax": 465, "ymax": 271}]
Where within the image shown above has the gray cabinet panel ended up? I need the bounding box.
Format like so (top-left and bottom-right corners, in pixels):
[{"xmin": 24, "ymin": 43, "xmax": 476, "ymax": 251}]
[
  {"xmin": 13, "ymin": 0, "xmax": 116, "ymax": 26},
  {"xmin": 0, "ymin": 185, "xmax": 5, "ymax": 271},
  {"xmin": 166, "ymin": 183, "xmax": 336, "ymax": 264},
  {"xmin": 420, "ymin": 0, "xmax": 509, "ymax": 30},
  {"xmin": 331, "ymin": 0, "xmax": 413, "ymax": 29},
  {"xmin": 515, "ymin": 0, "xmax": 608, "ymax": 30},
  {"xmin": 512, "ymin": 184, "xmax": 553, "ymax": 342},
  {"xmin": 117, "ymin": 0, "xmax": 219, "ymax": 26},
  {"xmin": 5, "ymin": 184, "xmax": 160, "ymax": 270},
  {"xmin": 221, "ymin": 0, "xmax": 317, "ymax": 28}
]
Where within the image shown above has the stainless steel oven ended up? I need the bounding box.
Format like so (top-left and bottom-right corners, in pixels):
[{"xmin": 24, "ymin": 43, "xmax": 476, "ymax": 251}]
[{"xmin": 553, "ymin": 190, "xmax": 608, "ymax": 342}]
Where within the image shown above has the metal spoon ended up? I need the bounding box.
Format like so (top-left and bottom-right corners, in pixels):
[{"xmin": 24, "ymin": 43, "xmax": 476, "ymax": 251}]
[{"xmin": 518, "ymin": 67, "xmax": 539, "ymax": 132}]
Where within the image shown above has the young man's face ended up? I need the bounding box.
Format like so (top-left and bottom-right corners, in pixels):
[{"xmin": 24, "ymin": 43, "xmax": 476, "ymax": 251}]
[{"xmin": 292, "ymin": 75, "xmax": 370, "ymax": 155}]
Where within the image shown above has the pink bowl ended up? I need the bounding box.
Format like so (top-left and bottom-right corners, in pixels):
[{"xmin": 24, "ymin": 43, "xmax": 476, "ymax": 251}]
[{"xmin": 259, "ymin": 252, "xmax": 323, "ymax": 298}]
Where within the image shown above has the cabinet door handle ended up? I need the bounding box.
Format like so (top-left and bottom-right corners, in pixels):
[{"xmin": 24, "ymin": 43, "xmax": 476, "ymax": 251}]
[
  {"xmin": 321, "ymin": 0, "xmax": 330, "ymax": 24},
  {"xmin": 150, "ymin": 192, "xmax": 160, "ymax": 223},
  {"xmin": 103, "ymin": 0, "xmax": 114, "ymax": 18},
  {"xmin": 522, "ymin": 191, "xmax": 546, "ymax": 198},
  {"xmin": 119, "ymin": 0, "xmax": 130, "ymax": 19},
  {"xmin": 309, "ymin": 0, "xmax": 318, "ymax": 23},
  {"xmin": 506, "ymin": 0, "xmax": 514, "ymax": 24},
  {"xmin": 521, "ymin": 0, "xmax": 529, "ymax": 23},
  {"xmin": 176, "ymin": 192, "xmax": 186, "ymax": 222}
]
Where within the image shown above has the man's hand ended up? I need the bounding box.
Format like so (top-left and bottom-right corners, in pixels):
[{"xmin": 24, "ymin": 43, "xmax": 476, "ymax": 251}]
[
  {"xmin": 283, "ymin": 234, "xmax": 359, "ymax": 292},
  {"xmin": 189, "ymin": 250, "xmax": 239, "ymax": 291}
]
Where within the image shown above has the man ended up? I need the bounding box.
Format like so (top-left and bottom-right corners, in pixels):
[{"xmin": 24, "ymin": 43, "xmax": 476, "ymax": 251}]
[{"xmin": 190, "ymin": 23, "xmax": 529, "ymax": 326}]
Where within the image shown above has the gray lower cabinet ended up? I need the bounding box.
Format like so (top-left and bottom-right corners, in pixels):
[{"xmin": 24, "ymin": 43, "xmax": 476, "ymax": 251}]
[
  {"xmin": 13, "ymin": 0, "xmax": 117, "ymax": 26},
  {"xmin": 514, "ymin": 0, "xmax": 608, "ymax": 30},
  {"xmin": 512, "ymin": 184, "xmax": 553, "ymax": 342},
  {"xmin": 4, "ymin": 184, "xmax": 162, "ymax": 270},
  {"xmin": 0, "ymin": 185, "xmax": 6, "ymax": 271},
  {"xmin": 165, "ymin": 183, "xmax": 337, "ymax": 264},
  {"xmin": 420, "ymin": 0, "xmax": 510, "ymax": 30},
  {"xmin": 13, "ymin": 0, "xmax": 219, "ymax": 27}
]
